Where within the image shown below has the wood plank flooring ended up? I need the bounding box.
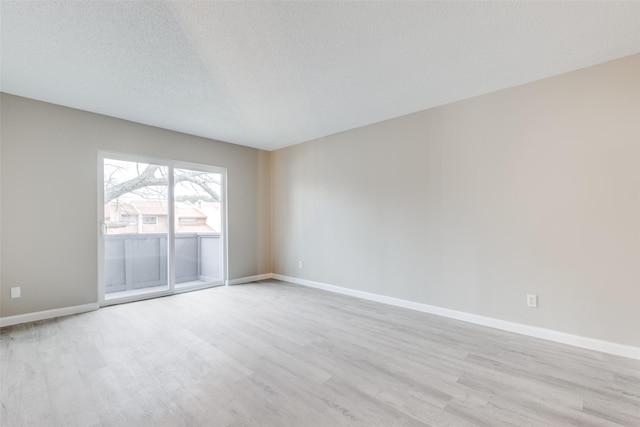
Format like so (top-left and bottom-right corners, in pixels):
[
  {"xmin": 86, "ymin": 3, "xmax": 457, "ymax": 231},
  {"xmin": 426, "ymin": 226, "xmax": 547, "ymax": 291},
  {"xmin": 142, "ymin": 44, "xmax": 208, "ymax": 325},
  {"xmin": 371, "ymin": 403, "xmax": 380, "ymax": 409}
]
[{"xmin": 1, "ymin": 280, "xmax": 639, "ymax": 426}]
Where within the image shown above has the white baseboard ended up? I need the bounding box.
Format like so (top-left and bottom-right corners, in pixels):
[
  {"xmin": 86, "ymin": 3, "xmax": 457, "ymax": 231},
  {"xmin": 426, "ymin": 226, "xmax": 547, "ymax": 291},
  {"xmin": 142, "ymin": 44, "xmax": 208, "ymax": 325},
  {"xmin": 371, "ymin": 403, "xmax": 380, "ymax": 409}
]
[
  {"xmin": 4, "ymin": 276, "xmax": 638, "ymax": 360},
  {"xmin": 0, "ymin": 303, "xmax": 99, "ymax": 328},
  {"xmin": 226, "ymin": 273, "xmax": 273, "ymax": 286},
  {"xmin": 272, "ymin": 274, "xmax": 640, "ymax": 360}
]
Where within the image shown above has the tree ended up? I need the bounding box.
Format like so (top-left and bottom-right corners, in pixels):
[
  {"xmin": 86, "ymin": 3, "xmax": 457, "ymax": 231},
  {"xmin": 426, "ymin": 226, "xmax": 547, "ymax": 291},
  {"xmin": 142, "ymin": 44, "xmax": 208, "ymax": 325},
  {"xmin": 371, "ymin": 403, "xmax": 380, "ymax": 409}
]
[{"xmin": 104, "ymin": 162, "xmax": 220, "ymax": 203}]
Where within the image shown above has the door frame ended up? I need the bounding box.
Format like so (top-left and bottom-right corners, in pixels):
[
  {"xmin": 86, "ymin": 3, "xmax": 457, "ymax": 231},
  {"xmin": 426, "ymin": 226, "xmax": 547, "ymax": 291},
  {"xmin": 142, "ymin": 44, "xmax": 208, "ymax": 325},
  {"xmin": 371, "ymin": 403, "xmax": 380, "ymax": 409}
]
[{"xmin": 97, "ymin": 151, "xmax": 228, "ymax": 306}]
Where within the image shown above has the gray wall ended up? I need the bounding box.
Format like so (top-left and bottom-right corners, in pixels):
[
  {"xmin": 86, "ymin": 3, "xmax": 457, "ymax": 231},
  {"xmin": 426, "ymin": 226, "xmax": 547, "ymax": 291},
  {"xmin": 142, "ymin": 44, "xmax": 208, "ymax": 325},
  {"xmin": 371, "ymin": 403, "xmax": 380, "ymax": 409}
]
[
  {"xmin": 0, "ymin": 93, "xmax": 271, "ymax": 317},
  {"xmin": 2, "ymin": 55, "xmax": 639, "ymax": 348},
  {"xmin": 271, "ymin": 55, "xmax": 640, "ymax": 347}
]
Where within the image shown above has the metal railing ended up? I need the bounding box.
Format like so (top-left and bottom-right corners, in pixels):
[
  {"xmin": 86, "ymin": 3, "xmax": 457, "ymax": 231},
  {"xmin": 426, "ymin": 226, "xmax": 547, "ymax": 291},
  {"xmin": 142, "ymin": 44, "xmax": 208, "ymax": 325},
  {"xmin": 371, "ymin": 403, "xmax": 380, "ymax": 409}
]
[{"xmin": 104, "ymin": 233, "xmax": 221, "ymax": 293}]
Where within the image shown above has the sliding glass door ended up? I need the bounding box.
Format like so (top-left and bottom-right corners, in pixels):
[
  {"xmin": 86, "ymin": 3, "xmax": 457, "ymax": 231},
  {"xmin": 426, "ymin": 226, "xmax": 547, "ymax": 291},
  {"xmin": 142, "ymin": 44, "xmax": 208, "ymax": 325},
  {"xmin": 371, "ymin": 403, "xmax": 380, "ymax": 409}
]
[{"xmin": 99, "ymin": 154, "xmax": 226, "ymax": 304}]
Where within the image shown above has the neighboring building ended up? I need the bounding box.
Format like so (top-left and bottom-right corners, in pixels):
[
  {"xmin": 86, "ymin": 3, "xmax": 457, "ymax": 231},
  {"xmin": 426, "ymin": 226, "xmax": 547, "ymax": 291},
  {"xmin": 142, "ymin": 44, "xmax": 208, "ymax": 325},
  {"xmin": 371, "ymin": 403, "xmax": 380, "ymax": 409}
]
[
  {"xmin": 195, "ymin": 201, "xmax": 222, "ymax": 233},
  {"xmin": 105, "ymin": 200, "xmax": 217, "ymax": 234}
]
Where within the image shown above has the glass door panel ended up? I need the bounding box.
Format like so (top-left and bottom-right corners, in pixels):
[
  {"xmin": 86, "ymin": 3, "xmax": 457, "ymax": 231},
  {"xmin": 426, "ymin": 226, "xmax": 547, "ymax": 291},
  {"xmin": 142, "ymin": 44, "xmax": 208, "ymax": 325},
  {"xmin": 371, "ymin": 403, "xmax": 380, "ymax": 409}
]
[
  {"xmin": 103, "ymin": 159, "xmax": 169, "ymax": 299},
  {"xmin": 174, "ymin": 168, "xmax": 223, "ymax": 290}
]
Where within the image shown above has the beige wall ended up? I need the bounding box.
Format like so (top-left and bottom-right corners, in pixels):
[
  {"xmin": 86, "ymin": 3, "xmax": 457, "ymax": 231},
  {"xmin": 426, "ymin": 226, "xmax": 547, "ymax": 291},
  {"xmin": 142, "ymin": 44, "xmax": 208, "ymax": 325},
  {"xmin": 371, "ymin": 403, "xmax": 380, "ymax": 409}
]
[
  {"xmin": 272, "ymin": 55, "xmax": 640, "ymax": 347},
  {"xmin": 0, "ymin": 93, "xmax": 271, "ymax": 317}
]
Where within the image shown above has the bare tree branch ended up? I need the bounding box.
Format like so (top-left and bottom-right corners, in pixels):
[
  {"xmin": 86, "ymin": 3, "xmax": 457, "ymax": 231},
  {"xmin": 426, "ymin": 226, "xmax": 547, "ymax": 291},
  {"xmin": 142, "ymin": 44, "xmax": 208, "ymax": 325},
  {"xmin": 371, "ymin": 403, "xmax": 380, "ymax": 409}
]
[
  {"xmin": 104, "ymin": 165, "xmax": 220, "ymax": 203},
  {"xmin": 174, "ymin": 171, "xmax": 220, "ymax": 202},
  {"xmin": 105, "ymin": 165, "xmax": 163, "ymax": 202}
]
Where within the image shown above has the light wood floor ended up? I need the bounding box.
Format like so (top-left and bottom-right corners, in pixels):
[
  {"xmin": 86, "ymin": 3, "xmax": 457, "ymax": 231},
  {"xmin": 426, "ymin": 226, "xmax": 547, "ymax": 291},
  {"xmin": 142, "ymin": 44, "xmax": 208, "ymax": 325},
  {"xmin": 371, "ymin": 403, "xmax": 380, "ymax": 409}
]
[{"xmin": 1, "ymin": 280, "xmax": 639, "ymax": 426}]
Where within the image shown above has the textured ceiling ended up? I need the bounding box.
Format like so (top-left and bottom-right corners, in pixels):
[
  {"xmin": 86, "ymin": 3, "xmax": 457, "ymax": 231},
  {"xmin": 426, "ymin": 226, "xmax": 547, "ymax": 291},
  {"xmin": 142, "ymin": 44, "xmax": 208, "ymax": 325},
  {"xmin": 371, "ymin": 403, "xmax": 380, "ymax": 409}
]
[{"xmin": 2, "ymin": 2, "xmax": 640, "ymax": 151}]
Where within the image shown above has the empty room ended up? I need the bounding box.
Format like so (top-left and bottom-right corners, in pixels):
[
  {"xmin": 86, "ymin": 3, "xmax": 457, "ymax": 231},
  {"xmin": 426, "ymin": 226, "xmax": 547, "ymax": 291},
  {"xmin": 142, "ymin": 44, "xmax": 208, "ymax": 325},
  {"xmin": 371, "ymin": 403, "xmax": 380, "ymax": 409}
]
[{"xmin": 1, "ymin": 1, "xmax": 639, "ymax": 426}]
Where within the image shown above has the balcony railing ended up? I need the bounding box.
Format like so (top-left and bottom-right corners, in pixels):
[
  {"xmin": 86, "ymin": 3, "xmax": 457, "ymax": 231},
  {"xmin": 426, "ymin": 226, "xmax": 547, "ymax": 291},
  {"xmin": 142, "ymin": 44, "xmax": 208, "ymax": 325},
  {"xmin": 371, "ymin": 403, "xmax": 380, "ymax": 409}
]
[{"xmin": 104, "ymin": 232, "xmax": 222, "ymax": 293}]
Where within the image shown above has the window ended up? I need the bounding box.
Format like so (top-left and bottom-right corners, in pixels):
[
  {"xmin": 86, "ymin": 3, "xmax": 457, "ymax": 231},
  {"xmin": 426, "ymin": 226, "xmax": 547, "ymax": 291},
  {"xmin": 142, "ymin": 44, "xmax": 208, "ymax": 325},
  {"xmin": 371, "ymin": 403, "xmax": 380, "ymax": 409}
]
[
  {"xmin": 121, "ymin": 214, "xmax": 137, "ymax": 225},
  {"xmin": 143, "ymin": 216, "xmax": 157, "ymax": 225}
]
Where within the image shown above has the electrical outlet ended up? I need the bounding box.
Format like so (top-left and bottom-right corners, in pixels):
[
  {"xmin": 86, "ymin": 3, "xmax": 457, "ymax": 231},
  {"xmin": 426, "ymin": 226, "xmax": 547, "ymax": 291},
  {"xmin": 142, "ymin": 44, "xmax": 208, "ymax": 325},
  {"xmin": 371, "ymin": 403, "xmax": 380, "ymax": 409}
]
[
  {"xmin": 526, "ymin": 294, "xmax": 537, "ymax": 308},
  {"xmin": 298, "ymin": 260, "xmax": 303, "ymax": 269},
  {"xmin": 11, "ymin": 287, "xmax": 21, "ymax": 299}
]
